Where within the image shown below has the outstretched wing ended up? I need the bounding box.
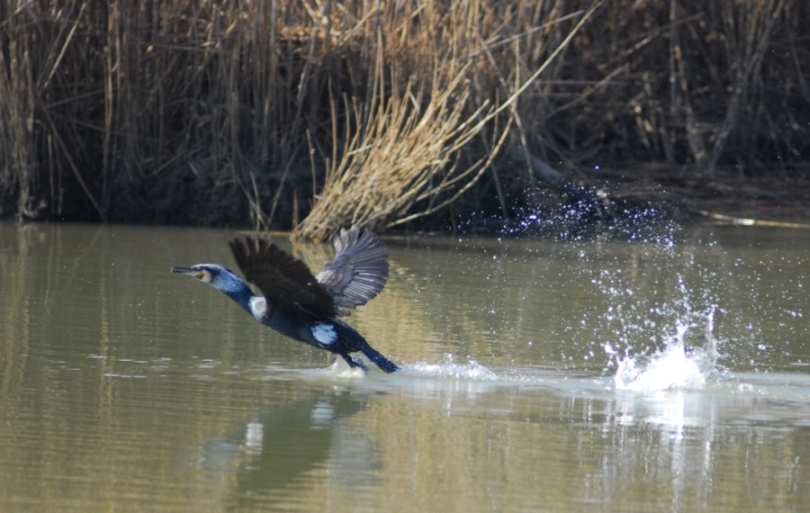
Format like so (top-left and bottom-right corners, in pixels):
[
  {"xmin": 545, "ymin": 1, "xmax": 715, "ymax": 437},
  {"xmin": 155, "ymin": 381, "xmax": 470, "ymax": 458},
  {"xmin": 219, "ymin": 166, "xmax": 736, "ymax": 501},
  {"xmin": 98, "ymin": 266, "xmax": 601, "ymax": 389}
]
[
  {"xmin": 229, "ymin": 237, "xmax": 336, "ymax": 320},
  {"xmin": 315, "ymin": 227, "xmax": 389, "ymax": 317}
]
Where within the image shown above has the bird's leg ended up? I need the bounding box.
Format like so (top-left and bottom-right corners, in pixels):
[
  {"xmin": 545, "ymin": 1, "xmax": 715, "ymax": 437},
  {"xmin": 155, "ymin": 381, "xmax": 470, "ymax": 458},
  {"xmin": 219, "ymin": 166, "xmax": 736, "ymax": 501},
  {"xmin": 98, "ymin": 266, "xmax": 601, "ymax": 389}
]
[{"xmin": 339, "ymin": 352, "xmax": 367, "ymax": 372}]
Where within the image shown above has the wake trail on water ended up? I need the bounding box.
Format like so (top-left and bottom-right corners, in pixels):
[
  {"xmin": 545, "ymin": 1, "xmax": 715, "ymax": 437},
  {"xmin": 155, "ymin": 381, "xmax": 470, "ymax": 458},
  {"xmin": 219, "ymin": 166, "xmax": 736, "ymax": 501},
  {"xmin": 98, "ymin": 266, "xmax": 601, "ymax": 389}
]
[
  {"xmin": 404, "ymin": 356, "xmax": 499, "ymax": 380},
  {"xmin": 319, "ymin": 270, "xmax": 736, "ymax": 391},
  {"xmin": 315, "ymin": 353, "xmax": 500, "ymax": 381}
]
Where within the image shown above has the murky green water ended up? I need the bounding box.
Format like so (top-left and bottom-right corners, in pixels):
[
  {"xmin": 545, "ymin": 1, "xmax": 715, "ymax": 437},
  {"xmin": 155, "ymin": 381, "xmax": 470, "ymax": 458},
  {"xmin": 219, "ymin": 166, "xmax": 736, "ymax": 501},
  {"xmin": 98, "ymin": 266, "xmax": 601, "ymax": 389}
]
[{"xmin": 2, "ymin": 222, "xmax": 810, "ymax": 512}]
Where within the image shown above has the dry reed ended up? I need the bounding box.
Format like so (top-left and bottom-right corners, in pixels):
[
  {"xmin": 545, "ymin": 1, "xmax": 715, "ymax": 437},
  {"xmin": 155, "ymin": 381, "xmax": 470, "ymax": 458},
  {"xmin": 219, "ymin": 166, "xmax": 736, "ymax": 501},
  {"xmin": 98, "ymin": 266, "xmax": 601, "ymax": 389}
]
[{"xmin": 0, "ymin": 0, "xmax": 807, "ymax": 231}]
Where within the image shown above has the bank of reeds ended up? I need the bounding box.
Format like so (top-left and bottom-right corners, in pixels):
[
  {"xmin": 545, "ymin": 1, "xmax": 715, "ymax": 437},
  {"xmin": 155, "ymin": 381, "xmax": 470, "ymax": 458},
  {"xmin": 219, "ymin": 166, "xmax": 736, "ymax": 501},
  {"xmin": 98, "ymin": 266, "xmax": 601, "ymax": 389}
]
[{"xmin": 1, "ymin": 1, "xmax": 807, "ymax": 235}]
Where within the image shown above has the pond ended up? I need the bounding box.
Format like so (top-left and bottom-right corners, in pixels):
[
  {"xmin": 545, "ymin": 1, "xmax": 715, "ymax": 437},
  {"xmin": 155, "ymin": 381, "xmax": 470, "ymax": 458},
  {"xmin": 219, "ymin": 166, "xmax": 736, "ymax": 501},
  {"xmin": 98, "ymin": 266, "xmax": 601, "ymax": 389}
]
[{"xmin": 1, "ymin": 222, "xmax": 809, "ymax": 512}]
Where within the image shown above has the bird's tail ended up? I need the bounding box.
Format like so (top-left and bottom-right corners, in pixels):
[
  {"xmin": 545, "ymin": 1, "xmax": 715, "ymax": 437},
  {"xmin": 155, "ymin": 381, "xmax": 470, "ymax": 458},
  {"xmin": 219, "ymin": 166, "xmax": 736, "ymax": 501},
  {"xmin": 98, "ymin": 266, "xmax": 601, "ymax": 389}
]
[
  {"xmin": 334, "ymin": 319, "xmax": 399, "ymax": 373},
  {"xmin": 361, "ymin": 345, "xmax": 399, "ymax": 374}
]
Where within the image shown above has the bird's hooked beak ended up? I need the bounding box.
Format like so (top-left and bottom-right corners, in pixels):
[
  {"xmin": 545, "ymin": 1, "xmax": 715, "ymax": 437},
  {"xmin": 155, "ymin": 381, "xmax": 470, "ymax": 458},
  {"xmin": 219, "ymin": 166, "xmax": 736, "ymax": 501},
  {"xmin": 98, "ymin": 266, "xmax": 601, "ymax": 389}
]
[{"xmin": 171, "ymin": 266, "xmax": 205, "ymax": 280}]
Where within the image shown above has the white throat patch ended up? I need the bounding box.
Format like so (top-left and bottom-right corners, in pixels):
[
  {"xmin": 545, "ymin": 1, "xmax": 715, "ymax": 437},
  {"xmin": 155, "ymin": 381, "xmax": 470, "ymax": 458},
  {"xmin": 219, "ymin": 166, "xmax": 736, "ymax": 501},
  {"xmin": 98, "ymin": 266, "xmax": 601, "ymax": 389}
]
[{"xmin": 312, "ymin": 323, "xmax": 337, "ymax": 346}]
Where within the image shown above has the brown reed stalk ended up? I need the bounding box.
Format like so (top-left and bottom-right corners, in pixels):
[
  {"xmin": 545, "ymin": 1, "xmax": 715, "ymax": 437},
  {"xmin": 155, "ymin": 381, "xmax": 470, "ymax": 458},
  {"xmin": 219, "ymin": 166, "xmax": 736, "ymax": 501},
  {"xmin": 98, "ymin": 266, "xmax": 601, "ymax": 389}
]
[
  {"xmin": 0, "ymin": 0, "xmax": 807, "ymax": 227},
  {"xmin": 295, "ymin": 0, "xmax": 604, "ymax": 240}
]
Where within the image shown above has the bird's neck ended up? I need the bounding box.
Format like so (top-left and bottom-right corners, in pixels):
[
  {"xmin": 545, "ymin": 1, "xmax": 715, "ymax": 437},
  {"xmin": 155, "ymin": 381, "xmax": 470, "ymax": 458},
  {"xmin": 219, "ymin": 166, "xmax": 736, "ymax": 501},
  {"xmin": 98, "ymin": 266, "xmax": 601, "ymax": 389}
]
[{"xmin": 218, "ymin": 280, "xmax": 258, "ymax": 314}]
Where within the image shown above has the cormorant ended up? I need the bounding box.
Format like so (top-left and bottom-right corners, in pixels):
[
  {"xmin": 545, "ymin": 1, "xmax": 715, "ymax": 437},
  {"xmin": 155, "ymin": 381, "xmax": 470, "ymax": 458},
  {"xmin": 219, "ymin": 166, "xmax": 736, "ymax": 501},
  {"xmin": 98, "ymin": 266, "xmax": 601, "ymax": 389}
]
[{"xmin": 171, "ymin": 227, "xmax": 398, "ymax": 373}]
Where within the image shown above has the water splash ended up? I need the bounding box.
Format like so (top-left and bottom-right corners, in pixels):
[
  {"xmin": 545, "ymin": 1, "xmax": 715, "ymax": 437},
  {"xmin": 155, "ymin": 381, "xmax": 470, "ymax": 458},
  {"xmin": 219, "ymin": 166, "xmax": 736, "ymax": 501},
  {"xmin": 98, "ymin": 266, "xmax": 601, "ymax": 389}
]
[
  {"xmin": 613, "ymin": 339, "xmax": 708, "ymax": 391},
  {"xmin": 605, "ymin": 276, "xmax": 725, "ymax": 391},
  {"xmin": 309, "ymin": 359, "xmax": 379, "ymax": 378}
]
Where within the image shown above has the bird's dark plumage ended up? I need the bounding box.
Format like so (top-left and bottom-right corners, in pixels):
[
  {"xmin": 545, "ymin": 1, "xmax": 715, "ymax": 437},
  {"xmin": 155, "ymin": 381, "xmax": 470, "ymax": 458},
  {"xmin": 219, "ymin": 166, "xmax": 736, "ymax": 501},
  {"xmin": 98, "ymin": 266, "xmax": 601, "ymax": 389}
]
[
  {"xmin": 317, "ymin": 227, "xmax": 389, "ymax": 316},
  {"xmin": 229, "ymin": 237, "xmax": 337, "ymax": 321},
  {"xmin": 172, "ymin": 226, "xmax": 398, "ymax": 373}
]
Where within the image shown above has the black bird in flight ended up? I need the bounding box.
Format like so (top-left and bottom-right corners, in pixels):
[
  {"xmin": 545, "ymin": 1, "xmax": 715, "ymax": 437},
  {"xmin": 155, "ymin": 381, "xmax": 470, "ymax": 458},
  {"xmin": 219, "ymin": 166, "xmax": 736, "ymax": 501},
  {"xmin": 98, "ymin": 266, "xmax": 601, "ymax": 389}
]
[{"xmin": 172, "ymin": 227, "xmax": 398, "ymax": 373}]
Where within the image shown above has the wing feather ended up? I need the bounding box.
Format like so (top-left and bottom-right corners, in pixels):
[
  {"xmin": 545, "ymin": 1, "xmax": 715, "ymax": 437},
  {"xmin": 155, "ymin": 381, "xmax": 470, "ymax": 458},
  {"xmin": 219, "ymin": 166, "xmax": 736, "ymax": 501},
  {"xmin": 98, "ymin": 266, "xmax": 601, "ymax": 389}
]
[
  {"xmin": 229, "ymin": 237, "xmax": 336, "ymax": 320},
  {"xmin": 316, "ymin": 227, "xmax": 389, "ymax": 316}
]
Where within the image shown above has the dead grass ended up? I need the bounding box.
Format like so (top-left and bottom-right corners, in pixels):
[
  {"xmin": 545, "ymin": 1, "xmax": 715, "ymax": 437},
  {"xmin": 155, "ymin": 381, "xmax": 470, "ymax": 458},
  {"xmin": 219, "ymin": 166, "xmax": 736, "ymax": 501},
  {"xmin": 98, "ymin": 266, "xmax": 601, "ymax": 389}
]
[{"xmin": 0, "ymin": 0, "xmax": 807, "ymax": 232}]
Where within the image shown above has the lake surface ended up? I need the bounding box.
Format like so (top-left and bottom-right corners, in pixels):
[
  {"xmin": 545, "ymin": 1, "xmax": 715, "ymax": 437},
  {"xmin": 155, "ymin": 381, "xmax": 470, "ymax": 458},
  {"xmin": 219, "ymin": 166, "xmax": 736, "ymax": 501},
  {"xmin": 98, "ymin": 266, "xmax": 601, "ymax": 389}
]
[{"xmin": 2, "ymin": 222, "xmax": 810, "ymax": 512}]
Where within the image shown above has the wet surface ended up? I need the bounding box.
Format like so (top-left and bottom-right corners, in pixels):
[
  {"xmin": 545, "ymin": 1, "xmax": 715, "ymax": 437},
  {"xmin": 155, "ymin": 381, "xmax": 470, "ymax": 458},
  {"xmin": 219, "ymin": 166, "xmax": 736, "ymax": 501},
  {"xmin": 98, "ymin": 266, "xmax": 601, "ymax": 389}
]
[{"xmin": 1, "ymin": 222, "xmax": 810, "ymax": 512}]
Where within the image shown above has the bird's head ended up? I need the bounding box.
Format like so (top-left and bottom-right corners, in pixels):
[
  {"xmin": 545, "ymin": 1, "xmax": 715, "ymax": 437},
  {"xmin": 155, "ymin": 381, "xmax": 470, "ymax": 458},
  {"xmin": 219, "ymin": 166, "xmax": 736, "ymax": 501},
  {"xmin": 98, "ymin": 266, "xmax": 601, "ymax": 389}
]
[{"xmin": 171, "ymin": 264, "xmax": 248, "ymax": 295}]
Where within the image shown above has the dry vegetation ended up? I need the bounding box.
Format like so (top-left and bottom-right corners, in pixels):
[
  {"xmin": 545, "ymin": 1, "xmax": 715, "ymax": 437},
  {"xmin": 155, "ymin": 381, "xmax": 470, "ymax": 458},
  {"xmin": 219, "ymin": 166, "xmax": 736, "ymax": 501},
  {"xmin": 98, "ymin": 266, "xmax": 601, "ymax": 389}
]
[{"xmin": 1, "ymin": 0, "xmax": 808, "ymax": 236}]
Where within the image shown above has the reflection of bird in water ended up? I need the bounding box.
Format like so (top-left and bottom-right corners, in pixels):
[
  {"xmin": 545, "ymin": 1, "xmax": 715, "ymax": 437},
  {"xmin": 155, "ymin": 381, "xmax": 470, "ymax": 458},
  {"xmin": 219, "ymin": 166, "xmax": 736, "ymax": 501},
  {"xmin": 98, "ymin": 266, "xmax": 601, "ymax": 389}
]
[{"xmin": 172, "ymin": 227, "xmax": 398, "ymax": 373}]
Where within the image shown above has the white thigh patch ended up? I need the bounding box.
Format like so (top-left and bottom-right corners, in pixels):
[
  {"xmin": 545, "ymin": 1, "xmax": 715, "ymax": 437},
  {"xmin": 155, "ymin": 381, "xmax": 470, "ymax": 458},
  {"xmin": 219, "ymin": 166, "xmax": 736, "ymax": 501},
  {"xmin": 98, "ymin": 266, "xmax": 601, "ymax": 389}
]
[
  {"xmin": 249, "ymin": 296, "xmax": 267, "ymax": 320},
  {"xmin": 312, "ymin": 323, "xmax": 337, "ymax": 346}
]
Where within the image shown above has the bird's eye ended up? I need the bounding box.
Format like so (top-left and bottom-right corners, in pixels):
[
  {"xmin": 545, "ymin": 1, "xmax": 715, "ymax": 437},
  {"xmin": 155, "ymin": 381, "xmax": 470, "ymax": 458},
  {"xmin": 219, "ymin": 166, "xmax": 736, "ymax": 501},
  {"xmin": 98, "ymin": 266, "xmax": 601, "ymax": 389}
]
[{"xmin": 197, "ymin": 270, "xmax": 212, "ymax": 283}]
